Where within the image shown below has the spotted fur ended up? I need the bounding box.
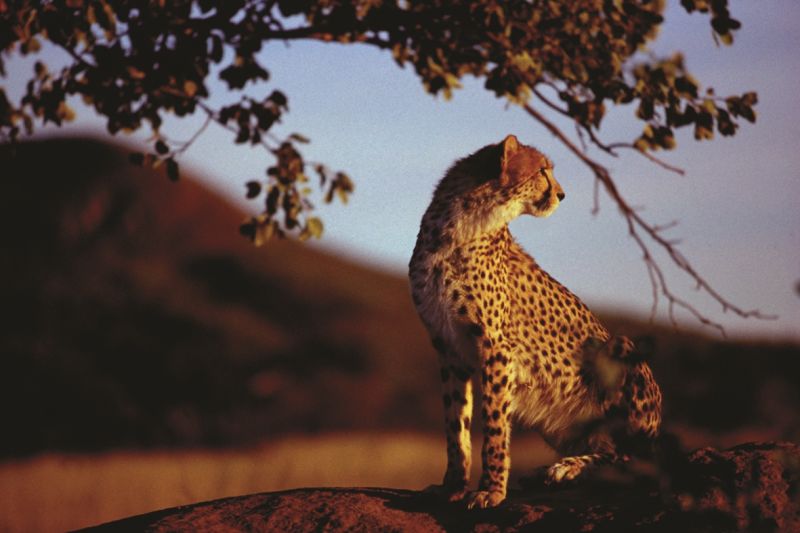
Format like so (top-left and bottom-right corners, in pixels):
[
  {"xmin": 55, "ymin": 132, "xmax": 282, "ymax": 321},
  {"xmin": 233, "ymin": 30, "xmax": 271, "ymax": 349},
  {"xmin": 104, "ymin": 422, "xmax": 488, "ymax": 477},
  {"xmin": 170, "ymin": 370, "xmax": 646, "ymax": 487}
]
[{"xmin": 408, "ymin": 135, "xmax": 662, "ymax": 509}]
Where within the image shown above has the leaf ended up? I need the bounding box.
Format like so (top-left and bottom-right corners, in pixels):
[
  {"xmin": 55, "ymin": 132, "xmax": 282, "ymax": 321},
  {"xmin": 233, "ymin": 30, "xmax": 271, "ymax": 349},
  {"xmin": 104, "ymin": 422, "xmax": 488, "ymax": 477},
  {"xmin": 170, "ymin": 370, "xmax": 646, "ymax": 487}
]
[
  {"xmin": 265, "ymin": 185, "xmax": 280, "ymax": 215},
  {"xmin": 718, "ymin": 31, "xmax": 733, "ymax": 46},
  {"xmin": 254, "ymin": 220, "xmax": 275, "ymax": 246},
  {"xmin": 328, "ymin": 172, "xmax": 354, "ymax": 205},
  {"xmin": 235, "ymin": 126, "xmax": 249, "ymax": 144},
  {"xmin": 694, "ymin": 124, "xmax": 714, "ymax": 141},
  {"xmin": 716, "ymin": 109, "xmax": 737, "ymax": 136},
  {"xmin": 741, "ymin": 92, "xmax": 758, "ymax": 106},
  {"xmin": 391, "ymin": 42, "xmax": 406, "ymax": 65},
  {"xmin": 183, "ymin": 79, "xmax": 198, "ymax": 97},
  {"xmin": 245, "ymin": 180, "xmax": 262, "ymax": 199},
  {"xmin": 57, "ymin": 101, "xmax": 76, "ymax": 123},
  {"xmin": 219, "ymin": 59, "xmax": 269, "ymax": 90},
  {"xmin": 127, "ymin": 66, "xmax": 146, "ymax": 79},
  {"xmin": 219, "ymin": 64, "xmax": 248, "ymax": 90},
  {"xmin": 306, "ymin": 217, "xmax": 324, "ymax": 239},
  {"xmin": 218, "ymin": 104, "xmax": 239, "ymax": 124},
  {"xmin": 21, "ymin": 37, "xmax": 41, "ymax": 54},
  {"xmin": 636, "ymin": 99, "xmax": 654, "ymax": 120},
  {"xmin": 268, "ymin": 90, "xmax": 288, "ymax": 108},
  {"xmin": 314, "ymin": 164, "xmax": 328, "ymax": 186},
  {"xmin": 277, "ymin": 0, "xmax": 310, "ymax": 17},
  {"xmin": 289, "ymin": 133, "xmax": 310, "ymax": 144},
  {"xmin": 252, "ymin": 106, "xmax": 277, "ymax": 130},
  {"xmin": 239, "ymin": 220, "xmax": 257, "ymax": 241},
  {"xmin": 299, "ymin": 217, "xmax": 323, "ymax": 241},
  {"xmin": 674, "ymin": 76, "xmax": 698, "ymax": 98},
  {"xmin": 165, "ymin": 158, "xmax": 179, "ymax": 181},
  {"xmin": 33, "ymin": 61, "xmax": 47, "ymax": 79}
]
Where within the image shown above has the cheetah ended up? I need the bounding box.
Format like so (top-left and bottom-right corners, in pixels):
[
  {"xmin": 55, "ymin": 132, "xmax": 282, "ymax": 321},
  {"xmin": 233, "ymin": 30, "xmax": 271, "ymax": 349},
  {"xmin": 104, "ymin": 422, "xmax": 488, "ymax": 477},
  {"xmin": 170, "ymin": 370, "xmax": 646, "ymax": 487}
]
[{"xmin": 408, "ymin": 135, "xmax": 662, "ymax": 509}]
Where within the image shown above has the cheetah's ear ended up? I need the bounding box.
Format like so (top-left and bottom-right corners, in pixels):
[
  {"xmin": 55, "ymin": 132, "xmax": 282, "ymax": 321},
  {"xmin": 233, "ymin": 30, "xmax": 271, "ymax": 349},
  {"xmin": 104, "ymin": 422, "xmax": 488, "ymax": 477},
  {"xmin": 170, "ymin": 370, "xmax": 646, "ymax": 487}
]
[{"xmin": 500, "ymin": 135, "xmax": 520, "ymax": 184}]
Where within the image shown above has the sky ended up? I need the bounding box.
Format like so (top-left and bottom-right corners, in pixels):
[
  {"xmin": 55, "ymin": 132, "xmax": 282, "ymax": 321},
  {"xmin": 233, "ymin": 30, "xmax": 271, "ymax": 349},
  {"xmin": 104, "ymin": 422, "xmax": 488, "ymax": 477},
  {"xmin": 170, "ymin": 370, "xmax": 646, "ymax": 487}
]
[{"xmin": 4, "ymin": 1, "xmax": 799, "ymax": 341}]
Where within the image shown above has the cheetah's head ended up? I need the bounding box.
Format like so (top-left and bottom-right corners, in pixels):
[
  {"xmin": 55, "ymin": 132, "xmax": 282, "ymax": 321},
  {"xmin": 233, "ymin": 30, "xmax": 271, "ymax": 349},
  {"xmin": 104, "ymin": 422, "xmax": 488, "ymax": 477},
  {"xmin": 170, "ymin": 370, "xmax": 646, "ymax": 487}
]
[
  {"xmin": 499, "ymin": 135, "xmax": 565, "ymax": 219},
  {"xmin": 428, "ymin": 135, "xmax": 566, "ymax": 243}
]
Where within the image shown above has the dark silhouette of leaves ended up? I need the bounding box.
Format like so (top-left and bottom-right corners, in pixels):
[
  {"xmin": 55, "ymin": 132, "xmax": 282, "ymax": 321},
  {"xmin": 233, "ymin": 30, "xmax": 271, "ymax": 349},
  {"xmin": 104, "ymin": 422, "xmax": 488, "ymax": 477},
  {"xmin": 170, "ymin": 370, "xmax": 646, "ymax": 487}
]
[
  {"xmin": 0, "ymin": 0, "xmax": 754, "ymax": 240},
  {"xmin": 0, "ymin": 0, "xmax": 766, "ymax": 330}
]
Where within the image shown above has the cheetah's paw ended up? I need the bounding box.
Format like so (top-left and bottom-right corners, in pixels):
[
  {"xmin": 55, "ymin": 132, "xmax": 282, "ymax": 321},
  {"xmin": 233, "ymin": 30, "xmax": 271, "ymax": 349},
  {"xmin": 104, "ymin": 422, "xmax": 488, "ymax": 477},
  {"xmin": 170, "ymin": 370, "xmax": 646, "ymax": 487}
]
[
  {"xmin": 465, "ymin": 490, "xmax": 505, "ymax": 509},
  {"xmin": 545, "ymin": 458, "xmax": 585, "ymax": 484}
]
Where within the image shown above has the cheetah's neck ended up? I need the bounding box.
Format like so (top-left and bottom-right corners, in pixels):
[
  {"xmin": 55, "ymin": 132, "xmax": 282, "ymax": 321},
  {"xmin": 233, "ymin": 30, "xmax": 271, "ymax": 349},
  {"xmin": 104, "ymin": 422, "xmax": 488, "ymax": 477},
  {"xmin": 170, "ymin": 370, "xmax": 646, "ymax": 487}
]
[{"xmin": 415, "ymin": 198, "xmax": 522, "ymax": 258}]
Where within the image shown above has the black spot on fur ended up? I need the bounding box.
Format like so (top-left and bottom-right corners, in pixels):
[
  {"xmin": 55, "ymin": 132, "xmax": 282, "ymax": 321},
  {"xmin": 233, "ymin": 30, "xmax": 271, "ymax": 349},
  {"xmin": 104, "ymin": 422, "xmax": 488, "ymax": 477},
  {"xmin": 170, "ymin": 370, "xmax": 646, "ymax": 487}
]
[{"xmin": 452, "ymin": 366, "xmax": 471, "ymax": 382}]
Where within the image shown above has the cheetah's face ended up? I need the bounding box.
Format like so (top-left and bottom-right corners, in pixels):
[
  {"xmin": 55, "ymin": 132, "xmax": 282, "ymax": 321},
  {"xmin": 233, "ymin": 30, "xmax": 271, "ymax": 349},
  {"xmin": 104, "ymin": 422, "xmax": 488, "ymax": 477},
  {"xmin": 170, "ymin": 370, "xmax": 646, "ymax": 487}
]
[
  {"xmin": 500, "ymin": 136, "xmax": 565, "ymax": 219},
  {"xmin": 521, "ymin": 166, "xmax": 564, "ymax": 218}
]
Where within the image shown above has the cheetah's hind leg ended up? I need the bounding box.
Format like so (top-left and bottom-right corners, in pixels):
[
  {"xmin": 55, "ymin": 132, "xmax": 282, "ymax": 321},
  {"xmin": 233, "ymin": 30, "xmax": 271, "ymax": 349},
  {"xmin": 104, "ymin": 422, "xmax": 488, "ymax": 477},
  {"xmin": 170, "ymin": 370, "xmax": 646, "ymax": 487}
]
[{"xmin": 544, "ymin": 452, "xmax": 621, "ymax": 484}]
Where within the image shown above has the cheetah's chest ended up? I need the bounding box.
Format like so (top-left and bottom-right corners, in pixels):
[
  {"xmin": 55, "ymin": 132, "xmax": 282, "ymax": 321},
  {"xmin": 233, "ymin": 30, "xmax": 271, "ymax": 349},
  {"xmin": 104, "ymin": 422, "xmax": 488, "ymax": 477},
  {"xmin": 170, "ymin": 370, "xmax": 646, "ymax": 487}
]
[
  {"xmin": 411, "ymin": 237, "xmax": 510, "ymax": 359},
  {"xmin": 411, "ymin": 231, "xmax": 609, "ymax": 436}
]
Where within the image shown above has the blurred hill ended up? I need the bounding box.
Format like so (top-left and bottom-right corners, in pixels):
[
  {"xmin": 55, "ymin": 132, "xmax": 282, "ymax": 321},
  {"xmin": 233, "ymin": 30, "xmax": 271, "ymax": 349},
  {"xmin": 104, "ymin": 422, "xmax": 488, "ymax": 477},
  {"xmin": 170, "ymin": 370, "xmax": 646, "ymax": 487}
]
[
  {"xmin": 0, "ymin": 136, "xmax": 442, "ymax": 456},
  {"xmin": 1, "ymin": 136, "xmax": 797, "ymax": 457}
]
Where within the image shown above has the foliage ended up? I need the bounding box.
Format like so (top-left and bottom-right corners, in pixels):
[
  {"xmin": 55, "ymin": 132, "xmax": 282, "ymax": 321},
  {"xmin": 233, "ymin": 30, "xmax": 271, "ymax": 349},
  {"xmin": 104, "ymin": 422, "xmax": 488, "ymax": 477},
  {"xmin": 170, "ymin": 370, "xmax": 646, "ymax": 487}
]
[{"xmin": 0, "ymin": 0, "xmax": 764, "ymax": 329}]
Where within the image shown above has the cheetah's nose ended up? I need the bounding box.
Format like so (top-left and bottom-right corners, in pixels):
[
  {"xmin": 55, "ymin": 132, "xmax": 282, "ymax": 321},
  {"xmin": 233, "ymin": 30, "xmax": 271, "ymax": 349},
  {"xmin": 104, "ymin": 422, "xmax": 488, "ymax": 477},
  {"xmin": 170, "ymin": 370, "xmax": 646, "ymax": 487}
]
[{"xmin": 557, "ymin": 191, "xmax": 565, "ymax": 201}]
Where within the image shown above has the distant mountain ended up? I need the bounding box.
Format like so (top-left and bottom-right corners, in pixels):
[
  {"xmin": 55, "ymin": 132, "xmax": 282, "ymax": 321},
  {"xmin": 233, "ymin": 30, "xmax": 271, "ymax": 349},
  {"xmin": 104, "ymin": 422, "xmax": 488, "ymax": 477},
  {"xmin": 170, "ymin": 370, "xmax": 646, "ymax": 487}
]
[
  {"xmin": 0, "ymin": 136, "xmax": 441, "ymax": 455},
  {"xmin": 1, "ymin": 136, "xmax": 797, "ymax": 456}
]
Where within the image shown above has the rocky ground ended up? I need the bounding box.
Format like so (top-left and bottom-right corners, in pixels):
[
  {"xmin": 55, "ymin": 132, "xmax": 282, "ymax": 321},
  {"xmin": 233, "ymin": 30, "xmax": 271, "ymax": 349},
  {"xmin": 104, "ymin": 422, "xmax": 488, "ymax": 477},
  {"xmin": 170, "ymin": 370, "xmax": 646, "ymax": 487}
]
[{"xmin": 86, "ymin": 441, "xmax": 799, "ymax": 532}]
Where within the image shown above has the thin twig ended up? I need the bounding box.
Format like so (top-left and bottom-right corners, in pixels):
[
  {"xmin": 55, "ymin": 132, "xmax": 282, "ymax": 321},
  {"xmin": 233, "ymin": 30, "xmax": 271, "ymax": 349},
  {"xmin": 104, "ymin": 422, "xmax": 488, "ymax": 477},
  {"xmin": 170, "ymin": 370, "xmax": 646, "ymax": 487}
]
[
  {"xmin": 56, "ymin": 42, "xmax": 97, "ymax": 68},
  {"xmin": 582, "ymin": 125, "xmax": 618, "ymax": 156},
  {"xmin": 532, "ymin": 87, "xmax": 571, "ymax": 119},
  {"xmin": 540, "ymin": 79, "xmax": 686, "ymax": 179},
  {"xmin": 575, "ymin": 122, "xmax": 587, "ymax": 152},
  {"xmin": 605, "ymin": 141, "xmax": 685, "ymax": 175},
  {"xmin": 197, "ymin": 100, "xmax": 279, "ymax": 153},
  {"xmin": 652, "ymin": 220, "xmax": 679, "ymax": 233},
  {"xmin": 173, "ymin": 113, "xmax": 213, "ymax": 155},
  {"xmin": 532, "ymin": 89, "xmax": 620, "ymax": 158}
]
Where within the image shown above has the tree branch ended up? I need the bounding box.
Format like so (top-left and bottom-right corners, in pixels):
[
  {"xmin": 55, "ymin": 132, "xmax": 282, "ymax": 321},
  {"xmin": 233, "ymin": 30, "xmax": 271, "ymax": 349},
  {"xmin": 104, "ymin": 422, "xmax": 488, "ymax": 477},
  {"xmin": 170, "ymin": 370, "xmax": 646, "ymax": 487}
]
[
  {"xmin": 532, "ymin": 87, "xmax": 571, "ymax": 120},
  {"xmin": 260, "ymin": 24, "xmax": 392, "ymax": 50},
  {"xmin": 172, "ymin": 113, "xmax": 213, "ymax": 156},
  {"xmin": 521, "ymin": 102, "xmax": 775, "ymax": 334},
  {"xmin": 606, "ymin": 141, "xmax": 686, "ymax": 175}
]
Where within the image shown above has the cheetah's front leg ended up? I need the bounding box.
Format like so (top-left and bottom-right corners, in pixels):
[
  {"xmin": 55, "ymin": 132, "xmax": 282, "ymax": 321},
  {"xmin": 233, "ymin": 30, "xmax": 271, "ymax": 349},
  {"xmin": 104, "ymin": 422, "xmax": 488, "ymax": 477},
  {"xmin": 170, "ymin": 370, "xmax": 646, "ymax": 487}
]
[
  {"xmin": 425, "ymin": 362, "xmax": 474, "ymax": 502},
  {"xmin": 466, "ymin": 350, "xmax": 513, "ymax": 509}
]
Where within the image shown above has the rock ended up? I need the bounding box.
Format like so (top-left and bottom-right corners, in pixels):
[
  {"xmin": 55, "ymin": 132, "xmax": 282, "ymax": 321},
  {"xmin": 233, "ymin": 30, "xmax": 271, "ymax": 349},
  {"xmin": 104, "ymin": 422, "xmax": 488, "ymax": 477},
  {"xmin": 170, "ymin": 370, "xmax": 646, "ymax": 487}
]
[
  {"xmin": 675, "ymin": 442, "xmax": 799, "ymax": 532},
  {"xmin": 83, "ymin": 442, "xmax": 799, "ymax": 532}
]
